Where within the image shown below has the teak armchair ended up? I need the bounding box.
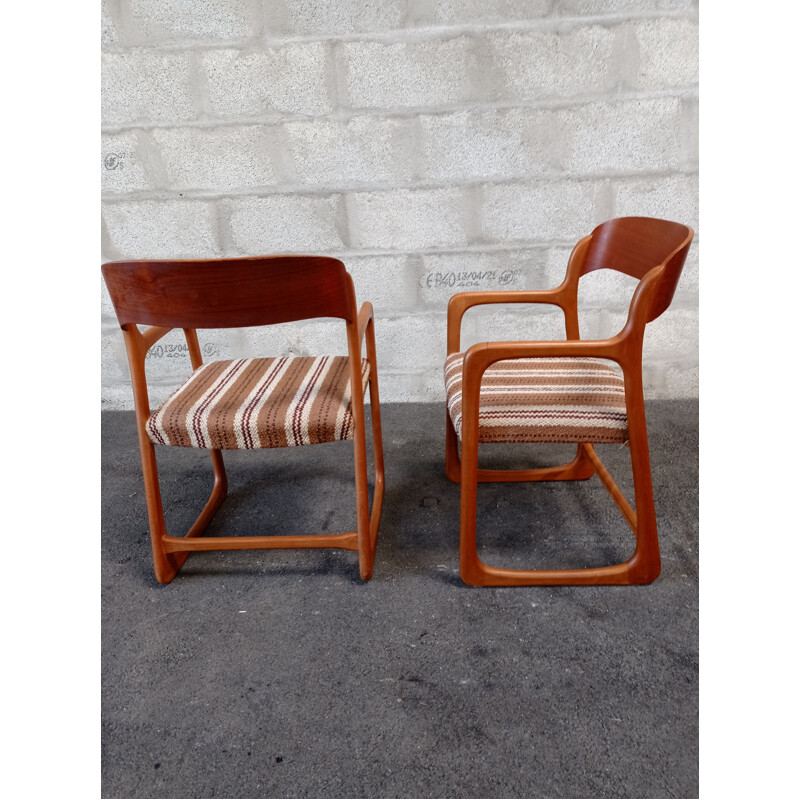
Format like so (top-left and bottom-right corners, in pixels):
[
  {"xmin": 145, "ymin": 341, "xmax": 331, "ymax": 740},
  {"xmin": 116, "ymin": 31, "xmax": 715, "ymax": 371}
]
[
  {"xmin": 444, "ymin": 217, "xmax": 694, "ymax": 586},
  {"xmin": 102, "ymin": 256, "xmax": 385, "ymax": 583}
]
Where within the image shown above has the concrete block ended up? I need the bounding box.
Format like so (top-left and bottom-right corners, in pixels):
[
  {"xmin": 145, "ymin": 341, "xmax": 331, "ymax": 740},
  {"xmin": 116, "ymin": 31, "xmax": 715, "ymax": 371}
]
[
  {"xmin": 102, "ymin": 0, "xmax": 120, "ymax": 46},
  {"xmin": 613, "ymin": 174, "xmax": 698, "ymax": 233},
  {"xmin": 101, "ymin": 277, "xmax": 117, "ymax": 321},
  {"xmin": 284, "ymin": 0, "xmax": 405, "ymax": 35},
  {"xmin": 376, "ymin": 315, "xmax": 446, "ymax": 370},
  {"xmin": 673, "ymin": 246, "xmax": 698, "ymax": 297},
  {"xmin": 102, "ymin": 51, "xmax": 196, "ymax": 125},
  {"xmin": 663, "ymin": 362, "xmax": 698, "ymax": 398},
  {"xmin": 560, "ymin": 98, "xmax": 683, "ymax": 174},
  {"xmin": 345, "ymin": 255, "xmax": 418, "ymax": 315},
  {"xmin": 466, "ymin": 306, "xmax": 569, "ymax": 349},
  {"xmin": 240, "ymin": 319, "xmax": 350, "ymax": 360},
  {"xmin": 203, "ymin": 44, "xmax": 332, "ymax": 118},
  {"xmin": 101, "ymin": 327, "xmax": 130, "ymax": 385},
  {"xmin": 482, "ymin": 180, "xmax": 603, "ymax": 243},
  {"xmin": 141, "ymin": 328, "xmax": 245, "ymax": 383},
  {"xmin": 226, "ymin": 195, "xmax": 345, "ymax": 253},
  {"xmin": 103, "ymin": 380, "xmax": 199, "ymax": 410},
  {"xmin": 643, "ymin": 308, "xmax": 697, "ymax": 360},
  {"xmin": 681, "ymin": 97, "xmax": 699, "ymax": 172},
  {"xmin": 101, "ymin": 383, "xmax": 139, "ymax": 410},
  {"xmin": 418, "ymin": 367, "xmax": 448, "ymax": 403},
  {"xmin": 348, "ymin": 187, "xmax": 468, "ymax": 250},
  {"xmin": 419, "ymin": 250, "xmax": 539, "ymax": 307},
  {"xmin": 420, "ymin": 108, "xmax": 558, "ymax": 181},
  {"xmin": 640, "ymin": 361, "xmax": 666, "ymax": 396},
  {"xmin": 630, "ymin": 18, "xmax": 699, "ymax": 90},
  {"xmin": 603, "ymin": 307, "xmax": 697, "ymax": 359},
  {"xmin": 378, "ymin": 370, "xmax": 428, "ymax": 403},
  {"xmin": 542, "ymin": 246, "xmax": 573, "ymax": 287},
  {"xmin": 576, "ymin": 266, "xmax": 640, "ymax": 311},
  {"xmin": 152, "ymin": 126, "xmax": 275, "ymax": 192},
  {"xmin": 489, "ymin": 26, "xmax": 617, "ymax": 102},
  {"xmin": 286, "ymin": 117, "xmax": 414, "ymax": 186},
  {"xmin": 102, "ymin": 131, "xmax": 156, "ymax": 194},
  {"xmin": 410, "ymin": 0, "xmax": 552, "ymax": 25},
  {"xmin": 127, "ymin": 0, "xmax": 256, "ymax": 43},
  {"xmin": 558, "ymin": 0, "xmax": 693, "ymax": 13},
  {"xmin": 342, "ymin": 37, "xmax": 474, "ymax": 110},
  {"xmin": 103, "ymin": 200, "xmax": 220, "ymax": 258},
  {"xmin": 571, "ymin": 307, "xmax": 605, "ymax": 340},
  {"xmin": 100, "ymin": 324, "xmax": 245, "ymax": 408},
  {"xmin": 546, "ymin": 240, "xmax": 642, "ymax": 312}
]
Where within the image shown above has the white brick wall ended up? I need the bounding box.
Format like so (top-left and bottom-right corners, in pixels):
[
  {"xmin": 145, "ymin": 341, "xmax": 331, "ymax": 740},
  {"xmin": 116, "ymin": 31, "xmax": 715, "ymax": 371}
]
[
  {"xmin": 487, "ymin": 26, "xmax": 619, "ymax": 101},
  {"xmin": 203, "ymin": 45, "xmax": 333, "ymax": 118},
  {"xmin": 341, "ymin": 37, "xmax": 475, "ymax": 110},
  {"xmin": 102, "ymin": 0, "xmax": 699, "ymax": 407}
]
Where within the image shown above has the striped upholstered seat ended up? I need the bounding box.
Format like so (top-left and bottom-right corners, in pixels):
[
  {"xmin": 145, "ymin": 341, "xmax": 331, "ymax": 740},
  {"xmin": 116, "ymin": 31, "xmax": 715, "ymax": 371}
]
[
  {"xmin": 147, "ymin": 356, "xmax": 370, "ymax": 449},
  {"xmin": 444, "ymin": 353, "xmax": 628, "ymax": 444}
]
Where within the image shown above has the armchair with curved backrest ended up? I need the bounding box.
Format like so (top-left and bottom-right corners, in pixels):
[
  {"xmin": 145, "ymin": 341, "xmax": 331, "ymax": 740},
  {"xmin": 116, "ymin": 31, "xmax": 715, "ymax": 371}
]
[
  {"xmin": 444, "ymin": 217, "xmax": 694, "ymax": 586},
  {"xmin": 102, "ymin": 255, "xmax": 385, "ymax": 583}
]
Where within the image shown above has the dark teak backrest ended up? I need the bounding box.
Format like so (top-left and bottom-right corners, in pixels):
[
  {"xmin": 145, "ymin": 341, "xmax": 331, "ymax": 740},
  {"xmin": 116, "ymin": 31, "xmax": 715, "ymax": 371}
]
[
  {"xmin": 575, "ymin": 217, "xmax": 694, "ymax": 324},
  {"xmin": 102, "ymin": 256, "xmax": 355, "ymax": 330}
]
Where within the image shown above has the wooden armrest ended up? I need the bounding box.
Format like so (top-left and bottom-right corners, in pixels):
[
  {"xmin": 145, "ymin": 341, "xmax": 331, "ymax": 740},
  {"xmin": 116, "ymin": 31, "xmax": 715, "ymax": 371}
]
[
  {"xmin": 357, "ymin": 302, "xmax": 374, "ymax": 343},
  {"xmin": 447, "ymin": 289, "xmax": 568, "ymax": 354},
  {"xmin": 448, "ymin": 289, "xmax": 565, "ymax": 315}
]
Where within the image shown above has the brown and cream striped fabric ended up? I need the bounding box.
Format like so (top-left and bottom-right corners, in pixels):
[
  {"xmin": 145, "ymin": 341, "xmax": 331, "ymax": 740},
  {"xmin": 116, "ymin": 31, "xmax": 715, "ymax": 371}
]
[
  {"xmin": 147, "ymin": 356, "xmax": 370, "ymax": 449},
  {"xmin": 444, "ymin": 353, "xmax": 628, "ymax": 444}
]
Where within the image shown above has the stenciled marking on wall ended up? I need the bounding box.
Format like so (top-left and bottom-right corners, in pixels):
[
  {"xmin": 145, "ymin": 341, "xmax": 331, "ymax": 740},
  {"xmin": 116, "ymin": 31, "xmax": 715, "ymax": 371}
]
[
  {"xmin": 145, "ymin": 342, "xmax": 221, "ymax": 360},
  {"xmin": 423, "ymin": 269, "xmax": 522, "ymax": 289},
  {"xmin": 104, "ymin": 153, "xmax": 126, "ymax": 170}
]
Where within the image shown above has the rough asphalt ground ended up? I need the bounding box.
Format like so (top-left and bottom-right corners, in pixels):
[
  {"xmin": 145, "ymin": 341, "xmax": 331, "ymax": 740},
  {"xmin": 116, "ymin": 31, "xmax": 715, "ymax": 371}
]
[{"xmin": 102, "ymin": 401, "xmax": 698, "ymax": 798}]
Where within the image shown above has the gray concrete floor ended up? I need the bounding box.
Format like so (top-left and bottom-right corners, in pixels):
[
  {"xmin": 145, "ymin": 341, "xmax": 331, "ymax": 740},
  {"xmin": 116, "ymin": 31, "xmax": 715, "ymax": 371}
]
[{"xmin": 102, "ymin": 401, "xmax": 698, "ymax": 799}]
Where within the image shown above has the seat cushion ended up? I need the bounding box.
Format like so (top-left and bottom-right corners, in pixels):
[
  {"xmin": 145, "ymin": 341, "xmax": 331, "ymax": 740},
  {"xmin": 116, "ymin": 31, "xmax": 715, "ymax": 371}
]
[
  {"xmin": 147, "ymin": 356, "xmax": 370, "ymax": 449},
  {"xmin": 444, "ymin": 353, "xmax": 628, "ymax": 444}
]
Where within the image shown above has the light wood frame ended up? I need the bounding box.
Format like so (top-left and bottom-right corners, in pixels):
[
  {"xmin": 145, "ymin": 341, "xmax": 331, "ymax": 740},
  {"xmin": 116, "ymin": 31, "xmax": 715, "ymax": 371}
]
[
  {"xmin": 445, "ymin": 217, "xmax": 694, "ymax": 586},
  {"xmin": 103, "ymin": 256, "xmax": 385, "ymax": 583}
]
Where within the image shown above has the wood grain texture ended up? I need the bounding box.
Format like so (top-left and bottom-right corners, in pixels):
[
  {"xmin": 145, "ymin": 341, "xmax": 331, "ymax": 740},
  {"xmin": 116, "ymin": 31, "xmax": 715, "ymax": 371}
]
[
  {"xmin": 446, "ymin": 217, "xmax": 694, "ymax": 586},
  {"xmin": 103, "ymin": 255, "xmax": 384, "ymax": 583},
  {"xmin": 102, "ymin": 255, "xmax": 355, "ymax": 329}
]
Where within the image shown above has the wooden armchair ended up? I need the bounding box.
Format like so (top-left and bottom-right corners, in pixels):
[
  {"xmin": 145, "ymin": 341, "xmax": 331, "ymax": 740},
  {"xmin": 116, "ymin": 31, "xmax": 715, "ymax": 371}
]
[
  {"xmin": 102, "ymin": 256, "xmax": 385, "ymax": 583},
  {"xmin": 444, "ymin": 217, "xmax": 694, "ymax": 586}
]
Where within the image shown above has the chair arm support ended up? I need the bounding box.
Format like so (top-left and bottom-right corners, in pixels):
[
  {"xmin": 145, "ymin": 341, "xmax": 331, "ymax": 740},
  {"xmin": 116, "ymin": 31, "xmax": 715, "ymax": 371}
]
[
  {"xmin": 447, "ymin": 289, "xmax": 567, "ymax": 354},
  {"xmin": 450, "ymin": 289, "xmax": 565, "ymax": 312},
  {"xmin": 357, "ymin": 302, "xmax": 374, "ymax": 344},
  {"xmin": 140, "ymin": 325, "xmax": 173, "ymax": 351}
]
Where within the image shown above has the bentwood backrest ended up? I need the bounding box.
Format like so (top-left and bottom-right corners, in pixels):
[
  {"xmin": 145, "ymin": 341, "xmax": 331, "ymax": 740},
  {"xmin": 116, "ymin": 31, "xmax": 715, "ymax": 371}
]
[
  {"xmin": 102, "ymin": 256, "xmax": 356, "ymax": 330},
  {"xmin": 444, "ymin": 216, "xmax": 694, "ymax": 587},
  {"xmin": 102, "ymin": 255, "xmax": 384, "ymax": 585},
  {"xmin": 565, "ymin": 217, "xmax": 693, "ymax": 328}
]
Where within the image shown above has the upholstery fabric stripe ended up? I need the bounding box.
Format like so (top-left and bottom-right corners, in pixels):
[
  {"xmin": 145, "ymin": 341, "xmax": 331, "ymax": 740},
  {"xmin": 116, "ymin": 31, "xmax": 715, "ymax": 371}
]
[
  {"xmin": 444, "ymin": 352, "xmax": 628, "ymax": 444},
  {"xmin": 145, "ymin": 356, "xmax": 370, "ymax": 450}
]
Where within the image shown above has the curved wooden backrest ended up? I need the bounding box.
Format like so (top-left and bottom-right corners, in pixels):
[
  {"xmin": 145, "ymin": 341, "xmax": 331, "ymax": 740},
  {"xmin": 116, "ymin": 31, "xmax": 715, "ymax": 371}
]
[
  {"xmin": 577, "ymin": 217, "xmax": 694, "ymax": 324},
  {"xmin": 581, "ymin": 217, "xmax": 692, "ymax": 280},
  {"xmin": 102, "ymin": 255, "xmax": 355, "ymax": 329}
]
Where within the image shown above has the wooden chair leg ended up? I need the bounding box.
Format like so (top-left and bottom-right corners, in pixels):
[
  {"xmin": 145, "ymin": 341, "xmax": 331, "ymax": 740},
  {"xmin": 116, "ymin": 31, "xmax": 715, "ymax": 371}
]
[
  {"xmin": 366, "ymin": 369, "xmax": 386, "ymax": 561},
  {"xmin": 458, "ymin": 434, "xmax": 632, "ymax": 584},
  {"xmin": 352, "ymin": 403, "xmax": 372, "ymax": 581},
  {"xmin": 621, "ymin": 393, "xmax": 661, "ymax": 584},
  {"xmin": 445, "ymin": 408, "xmax": 461, "ymax": 483},
  {"xmin": 138, "ymin": 436, "xmax": 228, "ymax": 584},
  {"xmin": 355, "ymin": 328, "xmax": 385, "ymax": 580},
  {"xmin": 456, "ymin": 382, "xmax": 655, "ymax": 586}
]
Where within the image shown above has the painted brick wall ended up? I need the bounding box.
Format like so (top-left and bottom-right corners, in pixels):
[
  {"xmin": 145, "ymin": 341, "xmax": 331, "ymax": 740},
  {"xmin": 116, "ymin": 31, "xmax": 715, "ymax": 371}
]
[{"xmin": 101, "ymin": 0, "xmax": 699, "ymax": 409}]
